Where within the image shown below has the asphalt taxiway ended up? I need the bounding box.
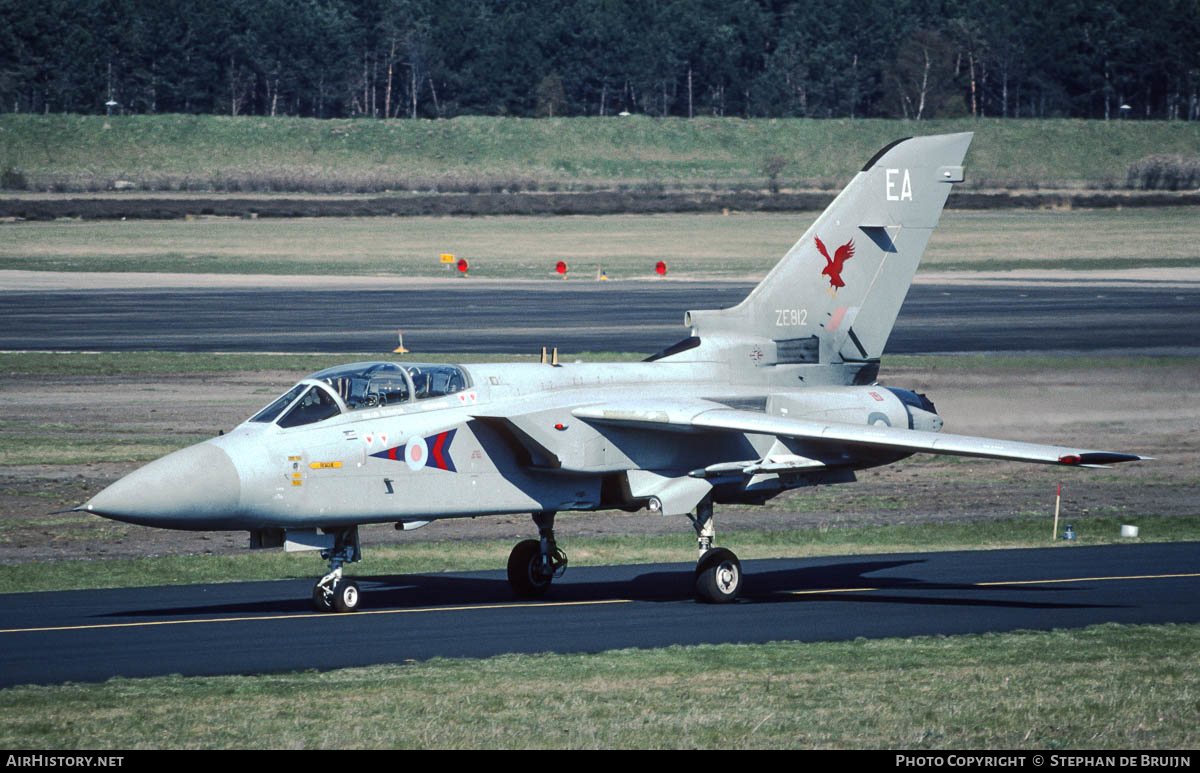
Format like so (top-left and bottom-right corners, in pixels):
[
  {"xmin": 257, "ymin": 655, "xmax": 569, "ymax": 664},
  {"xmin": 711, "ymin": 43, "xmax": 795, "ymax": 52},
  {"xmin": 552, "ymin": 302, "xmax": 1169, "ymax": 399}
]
[
  {"xmin": 2, "ymin": 280, "xmax": 1198, "ymax": 354},
  {"xmin": 1, "ymin": 542, "xmax": 1197, "ymax": 686}
]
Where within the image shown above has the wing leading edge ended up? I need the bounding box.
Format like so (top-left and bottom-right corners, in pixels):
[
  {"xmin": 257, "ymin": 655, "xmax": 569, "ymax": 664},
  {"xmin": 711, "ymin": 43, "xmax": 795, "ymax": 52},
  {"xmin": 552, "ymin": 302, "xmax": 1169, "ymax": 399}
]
[{"xmin": 572, "ymin": 400, "xmax": 1149, "ymax": 468}]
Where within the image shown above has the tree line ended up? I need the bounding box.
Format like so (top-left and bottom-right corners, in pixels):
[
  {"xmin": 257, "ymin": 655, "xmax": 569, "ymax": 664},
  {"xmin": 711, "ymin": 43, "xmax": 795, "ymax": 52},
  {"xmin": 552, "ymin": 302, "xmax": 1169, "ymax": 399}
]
[{"xmin": 3, "ymin": 0, "xmax": 1199, "ymax": 121}]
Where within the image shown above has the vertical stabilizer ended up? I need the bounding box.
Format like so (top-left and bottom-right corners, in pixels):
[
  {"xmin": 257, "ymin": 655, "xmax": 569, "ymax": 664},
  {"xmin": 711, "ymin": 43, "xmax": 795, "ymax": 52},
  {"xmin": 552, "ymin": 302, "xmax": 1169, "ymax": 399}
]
[{"xmin": 680, "ymin": 133, "xmax": 972, "ymax": 380}]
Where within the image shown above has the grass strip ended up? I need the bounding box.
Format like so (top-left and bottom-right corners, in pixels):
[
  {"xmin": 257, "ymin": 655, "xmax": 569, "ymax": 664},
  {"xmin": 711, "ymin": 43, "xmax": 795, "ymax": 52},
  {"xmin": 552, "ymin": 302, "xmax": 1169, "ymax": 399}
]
[
  {"xmin": 0, "ymin": 622, "xmax": 1196, "ymax": 749},
  {"xmin": 4, "ymin": 114, "xmax": 1200, "ymax": 192},
  {"xmin": 2, "ymin": 208, "xmax": 1196, "ymax": 279}
]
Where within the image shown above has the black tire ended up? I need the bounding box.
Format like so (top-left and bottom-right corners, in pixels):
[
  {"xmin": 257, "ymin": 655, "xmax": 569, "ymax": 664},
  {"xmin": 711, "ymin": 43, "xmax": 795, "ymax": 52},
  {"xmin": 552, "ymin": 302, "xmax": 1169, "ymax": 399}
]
[
  {"xmin": 507, "ymin": 539, "xmax": 552, "ymax": 598},
  {"xmin": 312, "ymin": 581, "xmax": 334, "ymax": 613},
  {"xmin": 695, "ymin": 548, "xmax": 742, "ymax": 604},
  {"xmin": 331, "ymin": 578, "xmax": 360, "ymax": 613}
]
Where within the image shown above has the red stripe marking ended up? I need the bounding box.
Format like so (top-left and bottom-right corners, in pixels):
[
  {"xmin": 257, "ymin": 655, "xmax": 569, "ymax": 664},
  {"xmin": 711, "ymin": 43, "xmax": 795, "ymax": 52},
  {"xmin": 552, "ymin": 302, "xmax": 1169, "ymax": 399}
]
[{"xmin": 431, "ymin": 432, "xmax": 447, "ymax": 470}]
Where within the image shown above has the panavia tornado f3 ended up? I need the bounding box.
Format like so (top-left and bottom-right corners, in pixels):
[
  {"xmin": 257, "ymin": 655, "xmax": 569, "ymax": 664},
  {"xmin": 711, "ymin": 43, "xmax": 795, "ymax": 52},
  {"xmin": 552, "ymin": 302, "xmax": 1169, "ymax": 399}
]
[{"xmin": 79, "ymin": 132, "xmax": 1148, "ymax": 612}]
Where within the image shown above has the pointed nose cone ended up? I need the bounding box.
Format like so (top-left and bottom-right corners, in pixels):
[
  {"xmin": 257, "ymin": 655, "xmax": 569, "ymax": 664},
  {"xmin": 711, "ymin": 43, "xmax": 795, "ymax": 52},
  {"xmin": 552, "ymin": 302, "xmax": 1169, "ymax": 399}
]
[{"xmin": 83, "ymin": 442, "xmax": 243, "ymax": 530}]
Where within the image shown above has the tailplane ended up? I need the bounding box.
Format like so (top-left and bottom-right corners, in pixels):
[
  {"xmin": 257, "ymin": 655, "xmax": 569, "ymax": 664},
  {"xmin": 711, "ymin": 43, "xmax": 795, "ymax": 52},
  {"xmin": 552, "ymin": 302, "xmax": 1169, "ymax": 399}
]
[{"xmin": 674, "ymin": 132, "xmax": 972, "ymax": 383}]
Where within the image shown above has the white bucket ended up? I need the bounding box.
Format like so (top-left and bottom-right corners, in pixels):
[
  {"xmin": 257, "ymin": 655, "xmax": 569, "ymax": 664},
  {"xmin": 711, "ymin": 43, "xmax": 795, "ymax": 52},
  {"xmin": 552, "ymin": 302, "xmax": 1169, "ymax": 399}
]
[{"xmin": 1120, "ymin": 524, "xmax": 1140, "ymax": 538}]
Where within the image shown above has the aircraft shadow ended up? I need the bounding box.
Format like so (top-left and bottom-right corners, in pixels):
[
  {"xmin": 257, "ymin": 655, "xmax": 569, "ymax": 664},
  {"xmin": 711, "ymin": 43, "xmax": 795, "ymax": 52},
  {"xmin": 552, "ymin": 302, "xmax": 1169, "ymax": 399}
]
[{"xmin": 102, "ymin": 557, "xmax": 1119, "ymax": 619}]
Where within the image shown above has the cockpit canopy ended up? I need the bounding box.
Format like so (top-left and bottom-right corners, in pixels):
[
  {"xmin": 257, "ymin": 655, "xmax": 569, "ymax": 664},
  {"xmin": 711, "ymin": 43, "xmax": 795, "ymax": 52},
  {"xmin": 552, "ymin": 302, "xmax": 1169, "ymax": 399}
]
[{"xmin": 248, "ymin": 361, "xmax": 470, "ymax": 428}]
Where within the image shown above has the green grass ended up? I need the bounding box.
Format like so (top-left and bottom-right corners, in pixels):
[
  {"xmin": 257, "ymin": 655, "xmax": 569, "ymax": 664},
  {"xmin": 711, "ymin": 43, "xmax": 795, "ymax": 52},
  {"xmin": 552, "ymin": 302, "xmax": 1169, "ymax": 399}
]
[
  {"xmin": 0, "ymin": 623, "xmax": 1196, "ymax": 748},
  {"xmin": 3, "ymin": 114, "xmax": 1199, "ymax": 193},
  {"xmin": 1, "ymin": 208, "xmax": 1197, "ymax": 278}
]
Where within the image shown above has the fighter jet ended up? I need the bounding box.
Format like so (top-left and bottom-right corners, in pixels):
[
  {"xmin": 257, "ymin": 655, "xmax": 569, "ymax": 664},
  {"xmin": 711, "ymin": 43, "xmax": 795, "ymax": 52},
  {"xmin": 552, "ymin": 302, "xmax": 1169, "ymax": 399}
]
[{"xmin": 79, "ymin": 132, "xmax": 1147, "ymax": 612}]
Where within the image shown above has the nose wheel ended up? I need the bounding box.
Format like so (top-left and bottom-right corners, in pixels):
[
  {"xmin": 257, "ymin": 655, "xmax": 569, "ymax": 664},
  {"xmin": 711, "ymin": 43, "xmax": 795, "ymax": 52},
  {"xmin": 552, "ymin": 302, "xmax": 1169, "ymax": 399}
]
[{"xmin": 313, "ymin": 576, "xmax": 360, "ymax": 613}]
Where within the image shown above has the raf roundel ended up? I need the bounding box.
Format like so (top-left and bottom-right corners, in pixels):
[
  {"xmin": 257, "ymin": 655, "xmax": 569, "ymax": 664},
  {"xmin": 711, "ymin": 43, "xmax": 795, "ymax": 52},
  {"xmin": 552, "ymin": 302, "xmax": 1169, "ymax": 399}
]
[{"xmin": 405, "ymin": 435, "xmax": 428, "ymax": 471}]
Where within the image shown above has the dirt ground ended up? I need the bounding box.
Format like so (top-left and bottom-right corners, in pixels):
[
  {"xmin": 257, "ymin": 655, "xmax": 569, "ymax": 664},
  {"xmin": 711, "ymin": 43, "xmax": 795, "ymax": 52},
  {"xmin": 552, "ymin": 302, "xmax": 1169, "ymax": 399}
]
[{"xmin": 0, "ymin": 359, "xmax": 1194, "ymax": 565}]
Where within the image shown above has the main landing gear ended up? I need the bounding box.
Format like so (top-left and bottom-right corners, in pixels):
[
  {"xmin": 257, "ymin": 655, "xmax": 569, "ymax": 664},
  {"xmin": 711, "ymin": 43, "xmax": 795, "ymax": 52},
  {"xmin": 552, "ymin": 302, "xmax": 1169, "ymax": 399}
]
[
  {"xmin": 503, "ymin": 500, "xmax": 743, "ymax": 604},
  {"xmin": 311, "ymin": 527, "xmax": 362, "ymax": 613},
  {"xmin": 507, "ymin": 511, "xmax": 568, "ymax": 598},
  {"xmin": 688, "ymin": 497, "xmax": 742, "ymax": 604}
]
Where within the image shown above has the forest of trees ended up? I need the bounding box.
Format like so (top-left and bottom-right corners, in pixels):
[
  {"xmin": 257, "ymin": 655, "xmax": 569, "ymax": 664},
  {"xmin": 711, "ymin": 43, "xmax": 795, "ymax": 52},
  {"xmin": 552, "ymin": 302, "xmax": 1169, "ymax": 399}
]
[{"xmin": 3, "ymin": 0, "xmax": 1199, "ymax": 122}]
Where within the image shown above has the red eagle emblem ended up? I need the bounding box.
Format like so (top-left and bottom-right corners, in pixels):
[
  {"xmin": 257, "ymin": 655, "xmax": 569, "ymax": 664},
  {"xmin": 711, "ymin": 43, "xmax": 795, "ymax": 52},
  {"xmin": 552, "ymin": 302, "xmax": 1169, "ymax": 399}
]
[{"xmin": 814, "ymin": 236, "xmax": 854, "ymax": 295}]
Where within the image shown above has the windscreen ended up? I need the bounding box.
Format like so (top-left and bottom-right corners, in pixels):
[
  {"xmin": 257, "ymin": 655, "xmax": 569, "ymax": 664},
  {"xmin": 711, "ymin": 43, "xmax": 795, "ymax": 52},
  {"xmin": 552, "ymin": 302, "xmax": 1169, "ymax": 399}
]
[
  {"xmin": 277, "ymin": 385, "xmax": 342, "ymax": 428},
  {"xmin": 249, "ymin": 384, "xmax": 307, "ymax": 423}
]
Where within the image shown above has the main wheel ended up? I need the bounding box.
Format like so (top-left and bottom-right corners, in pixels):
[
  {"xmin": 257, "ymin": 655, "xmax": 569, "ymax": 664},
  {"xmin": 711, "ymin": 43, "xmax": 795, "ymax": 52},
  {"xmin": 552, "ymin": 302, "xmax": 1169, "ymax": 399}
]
[
  {"xmin": 695, "ymin": 547, "xmax": 742, "ymax": 604},
  {"xmin": 331, "ymin": 578, "xmax": 360, "ymax": 613},
  {"xmin": 507, "ymin": 539, "xmax": 553, "ymax": 598}
]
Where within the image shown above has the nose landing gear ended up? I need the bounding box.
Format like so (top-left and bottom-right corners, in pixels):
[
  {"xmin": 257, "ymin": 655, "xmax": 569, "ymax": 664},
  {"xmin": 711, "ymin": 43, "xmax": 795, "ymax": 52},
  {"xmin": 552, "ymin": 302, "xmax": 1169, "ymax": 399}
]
[{"xmin": 311, "ymin": 527, "xmax": 362, "ymax": 613}]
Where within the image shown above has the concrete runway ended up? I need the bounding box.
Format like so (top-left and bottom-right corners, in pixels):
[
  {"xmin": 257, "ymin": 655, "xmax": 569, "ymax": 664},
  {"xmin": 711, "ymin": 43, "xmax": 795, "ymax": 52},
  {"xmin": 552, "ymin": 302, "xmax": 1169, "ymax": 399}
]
[
  {"xmin": 2, "ymin": 280, "xmax": 1198, "ymax": 354},
  {"xmin": 1, "ymin": 542, "xmax": 1197, "ymax": 686}
]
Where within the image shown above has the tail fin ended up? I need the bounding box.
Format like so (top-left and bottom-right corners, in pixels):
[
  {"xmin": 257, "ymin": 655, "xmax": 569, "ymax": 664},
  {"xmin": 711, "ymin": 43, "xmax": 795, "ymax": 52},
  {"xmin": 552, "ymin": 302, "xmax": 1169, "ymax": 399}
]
[{"xmin": 680, "ymin": 133, "xmax": 972, "ymax": 381}]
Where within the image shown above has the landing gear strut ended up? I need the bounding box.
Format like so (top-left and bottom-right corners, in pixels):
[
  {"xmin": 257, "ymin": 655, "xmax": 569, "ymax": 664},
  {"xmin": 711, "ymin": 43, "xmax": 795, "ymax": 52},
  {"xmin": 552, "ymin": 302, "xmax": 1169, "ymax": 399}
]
[
  {"xmin": 312, "ymin": 526, "xmax": 362, "ymax": 613},
  {"xmin": 507, "ymin": 511, "xmax": 567, "ymax": 598},
  {"xmin": 688, "ymin": 498, "xmax": 742, "ymax": 604}
]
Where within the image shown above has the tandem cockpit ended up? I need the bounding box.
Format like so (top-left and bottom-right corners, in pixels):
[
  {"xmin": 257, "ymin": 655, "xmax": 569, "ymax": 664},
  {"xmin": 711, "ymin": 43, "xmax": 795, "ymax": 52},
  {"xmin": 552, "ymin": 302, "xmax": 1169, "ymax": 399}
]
[{"xmin": 245, "ymin": 362, "xmax": 470, "ymax": 429}]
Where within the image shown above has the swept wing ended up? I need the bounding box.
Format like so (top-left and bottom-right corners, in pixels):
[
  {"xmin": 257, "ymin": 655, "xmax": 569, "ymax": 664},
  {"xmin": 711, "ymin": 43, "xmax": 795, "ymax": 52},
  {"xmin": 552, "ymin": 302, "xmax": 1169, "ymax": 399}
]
[{"xmin": 572, "ymin": 399, "xmax": 1148, "ymax": 469}]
